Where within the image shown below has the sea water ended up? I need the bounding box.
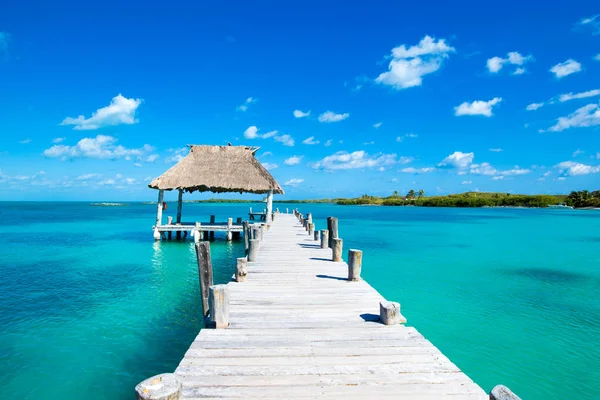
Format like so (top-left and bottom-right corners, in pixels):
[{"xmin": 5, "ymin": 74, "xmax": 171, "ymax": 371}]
[{"xmin": 0, "ymin": 202, "xmax": 598, "ymax": 399}]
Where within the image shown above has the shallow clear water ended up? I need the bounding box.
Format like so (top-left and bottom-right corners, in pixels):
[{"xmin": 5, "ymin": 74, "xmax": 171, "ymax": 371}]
[{"xmin": 0, "ymin": 202, "xmax": 599, "ymax": 399}]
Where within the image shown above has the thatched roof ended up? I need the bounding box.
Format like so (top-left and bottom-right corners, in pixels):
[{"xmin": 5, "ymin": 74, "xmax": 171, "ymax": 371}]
[{"xmin": 148, "ymin": 145, "xmax": 284, "ymax": 194}]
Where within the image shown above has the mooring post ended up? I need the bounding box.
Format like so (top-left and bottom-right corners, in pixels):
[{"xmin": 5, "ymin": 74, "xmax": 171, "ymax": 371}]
[
  {"xmin": 236, "ymin": 257, "xmax": 248, "ymax": 282},
  {"xmin": 259, "ymin": 225, "xmax": 265, "ymax": 240},
  {"xmin": 320, "ymin": 230, "xmax": 329, "ymax": 249},
  {"xmin": 314, "ymin": 229, "xmax": 320, "ymax": 241},
  {"xmin": 209, "ymin": 215, "xmax": 215, "ymax": 239},
  {"xmin": 308, "ymin": 222, "xmax": 314, "ymax": 236},
  {"xmin": 490, "ymin": 385, "xmax": 522, "ymax": 400},
  {"xmin": 194, "ymin": 241, "xmax": 214, "ymax": 318},
  {"xmin": 243, "ymin": 221, "xmax": 249, "ymax": 254},
  {"xmin": 327, "ymin": 217, "xmax": 338, "ymax": 248},
  {"xmin": 135, "ymin": 373, "xmax": 182, "ymax": 400},
  {"xmin": 233, "ymin": 217, "xmax": 242, "ymax": 240},
  {"xmin": 332, "ymin": 238, "xmax": 343, "ymax": 262},
  {"xmin": 153, "ymin": 189, "xmax": 165, "ymax": 240},
  {"xmin": 226, "ymin": 217, "xmax": 233, "ymax": 241},
  {"xmin": 286, "ymin": 208, "xmax": 289, "ymax": 214},
  {"xmin": 306, "ymin": 213, "xmax": 312, "ymax": 224},
  {"xmin": 167, "ymin": 216, "xmax": 173, "ymax": 240},
  {"xmin": 348, "ymin": 249, "xmax": 362, "ymax": 281},
  {"xmin": 248, "ymin": 238, "xmax": 259, "ymax": 262},
  {"xmin": 379, "ymin": 301, "xmax": 401, "ymax": 325},
  {"xmin": 194, "ymin": 222, "xmax": 201, "ymax": 243},
  {"xmin": 209, "ymin": 285, "xmax": 230, "ymax": 329}
]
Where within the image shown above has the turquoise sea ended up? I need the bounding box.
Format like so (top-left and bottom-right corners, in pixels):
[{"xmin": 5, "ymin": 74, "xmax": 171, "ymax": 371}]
[{"xmin": 0, "ymin": 202, "xmax": 599, "ymax": 399}]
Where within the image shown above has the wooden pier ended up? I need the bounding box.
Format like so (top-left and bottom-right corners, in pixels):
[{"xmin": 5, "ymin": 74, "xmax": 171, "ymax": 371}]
[{"xmin": 133, "ymin": 211, "xmax": 523, "ymax": 400}]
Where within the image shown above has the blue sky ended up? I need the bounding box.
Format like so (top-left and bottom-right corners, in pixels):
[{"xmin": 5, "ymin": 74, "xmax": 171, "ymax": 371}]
[{"xmin": 1, "ymin": 0, "xmax": 599, "ymax": 201}]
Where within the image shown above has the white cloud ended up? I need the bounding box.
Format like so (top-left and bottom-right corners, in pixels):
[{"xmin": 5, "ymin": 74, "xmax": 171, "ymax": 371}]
[
  {"xmin": 313, "ymin": 150, "xmax": 397, "ymax": 170},
  {"xmin": 318, "ymin": 111, "xmax": 349, "ymax": 123},
  {"xmin": 99, "ymin": 178, "xmax": 116, "ymax": 185},
  {"xmin": 492, "ymin": 176, "xmax": 504, "ymax": 180},
  {"xmin": 373, "ymin": 122, "xmax": 383, "ymax": 129},
  {"xmin": 293, "ymin": 109, "xmax": 310, "ymax": 118},
  {"xmin": 454, "ymin": 97, "xmax": 502, "ymax": 117},
  {"xmin": 396, "ymin": 133, "xmax": 418, "ymax": 142},
  {"xmin": 262, "ymin": 162, "xmax": 278, "ymax": 170},
  {"xmin": 550, "ymin": 59, "xmax": 582, "ymax": 78},
  {"xmin": 400, "ymin": 167, "xmax": 435, "ymax": 174},
  {"xmin": 469, "ymin": 162, "xmax": 530, "ymax": 176},
  {"xmin": 572, "ymin": 149, "xmax": 584, "ymax": 157},
  {"xmin": 438, "ymin": 151, "xmax": 475, "ymax": 168},
  {"xmin": 578, "ymin": 15, "xmax": 600, "ymax": 34},
  {"xmin": 43, "ymin": 135, "xmax": 153, "ymax": 161},
  {"xmin": 486, "ymin": 51, "xmax": 533, "ymax": 74},
  {"xmin": 398, "ymin": 156, "xmax": 414, "ymax": 164},
  {"xmin": 284, "ymin": 178, "xmax": 304, "ymax": 186},
  {"xmin": 236, "ymin": 97, "xmax": 257, "ymax": 112},
  {"xmin": 489, "ymin": 148, "xmax": 503, "ymax": 152},
  {"xmin": 76, "ymin": 173, "xmax": 102, "ymax": 180},
  {"xmin": 375, "ymin": 35, "xmax": 455, "ymax": 89},
  {"xmin": 595, "ymin": 54, "xmax": 600, "ymax": 61},
  {"xmin": 556, "ymin": 161, "xmax": 600, "ymax": 176},
  {"xmin": 461, "ymin": 180, "xmax": 472, "ymax": 185},
  {"xmin": 302, "ymin": 136, "xmax": 319, "ymax": 145},
  {"xmin": 165, "ymin": 147, "xmax": 188, "ymax": 163},
  {"xmin": 60, "ymin": 94, "xmax": 142, "ymax": 130},
  {"xmin": 274, "ymin": 134, "xmax": 294, "ymax": 146},
  {"xmin": 545, "ymin": 102, "xmax": 600, "ymax": 132},
  {"xmin": 19, "ymin": 139, "xmax": 31, "ymax": 144},
  {"xmin": 559, "ymin": 89, "xmax": 600, "ymax": 102},
  {"xmin": 526, "ymin": 102, "xmax": 544, "ymax": 111},
  {"xmin": 52, "ymin": 137, "xmax": 66, "ymax": 144},
  {"xmin": 324, "ymin": 139, "xmax": 333, "ymax": 147},
  {"xmin": 260, "ymin": 151, "xmax": 273, "ymax": 157},
  {"xmin": 244, "ymin": 126, "xmax": 259, "ymax": 139},
  {"xmin": 284, "ymin": 156, "xmax": 303, "ymax": 166},
  {"xmin": 141, "ymin": 154, "xmax": 159, "ymax": 163},
  {"xmin": 364, "ymin": 141, "xmax": 375, "ymax": 145}
]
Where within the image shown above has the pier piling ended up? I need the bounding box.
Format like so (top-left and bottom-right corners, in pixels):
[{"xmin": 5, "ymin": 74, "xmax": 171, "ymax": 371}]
[
  {"xmin": 236, "ymin": 257, "xmax": 248, "ymax": 282},
  {"xmin": 209, "ymin": 285, "xmax": 230, "ymax": 329},
  {"xmin": 314, "ymin": 229, "xmax": 320, "ymax": 241},
  {"xmin": 380, "ymin": 300, "xmax": 401, "ymax": 325},
  {"xmin": 194, "ymin": 241, "xmax": 214, "ymax": 318},
  {"xmin": 327, "ymin": 217, "xmax": 338, "ymax": 248},
  {"xmin": 348, "ymin": 249, "xmax": 362, "ymax": 281},
  {"xmin": 308, "ymin": 222, "xmax": 314, "ymax": 236},
  {"xmin": 135, "ymin": 373, "xmax": 182, "ymax": 400},
  {"xmin": 332, "ymin": 238, "xmax": 343, "ymax": 262},
  {"xmin": 248, "ymin": 239, "xmax": 259, "ymax": 262},
  {"xmin": 320, "ymin": 229, "xmax": 329, "ymax": 249},
  {"xmin": 490, "ymin": 385, "xmax": 522, "ymax": 400}
]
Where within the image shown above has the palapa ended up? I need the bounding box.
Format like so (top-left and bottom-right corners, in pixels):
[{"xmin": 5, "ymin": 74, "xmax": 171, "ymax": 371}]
[{"xmin": 148, "ymin": 145, "xmax": 283, "ymax": 194}]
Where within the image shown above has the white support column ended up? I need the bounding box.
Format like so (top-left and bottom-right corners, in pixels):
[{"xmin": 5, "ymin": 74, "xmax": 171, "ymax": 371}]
[
  {"xmin": 266, "ymin": 189, "xmax": 273, "ymax": 223},
  {"xmin": 176, "ymin": 189, "xmax": 183, "ymax": 223},
  {"xmin": 154, "ymin": 189, "xmax": 164, "ymax": 240}
]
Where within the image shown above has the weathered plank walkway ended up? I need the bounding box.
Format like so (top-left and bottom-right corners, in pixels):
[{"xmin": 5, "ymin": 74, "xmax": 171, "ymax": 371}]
[{"xmin": 173, "ymin": 213, "xmax": 486, "ymax": 399}]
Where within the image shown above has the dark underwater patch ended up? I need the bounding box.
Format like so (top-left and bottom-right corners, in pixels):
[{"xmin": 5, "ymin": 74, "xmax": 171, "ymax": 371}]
[{"xmin": 510, "ymin": 267, "xmax": 587, "ymax": 284}]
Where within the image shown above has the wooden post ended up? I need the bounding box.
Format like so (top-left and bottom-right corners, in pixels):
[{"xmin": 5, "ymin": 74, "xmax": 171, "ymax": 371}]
[
  {"xmin": 194, "ymin": 222, "xmax": 201, "ymax": 243},
  {"xmin": 236, "ymin": 257, "xmax": 248, "ymax": 282},
  {"xmin": 332, "ymin": 238, "xmax": 343, "ymax": 262},
  {"xmin": 258, "ymin": 225, "xmax": 265, "ymax": 240},
  {"xmin": 153, "ymin": 189, "xmax": 164, "ymax": 240},
  {"xmin": 135, "ymin": 373, "xmax": 182, "ymax": 400},
  {"xmin": 320, "ymin": 230, "xmax": 329, "ymax": 249},
  {"xmin": 176, "ymin": 189, "xmax": 183, "ymax": 240},
  {"xmin": 248, "ymin": 238, "xmax": 259, "ymax": 262},
  {"xmin": 306, "ymin": 213, "xmax": 312, "ymax": 223},
  {"xmin": 233, "ymin": 218, "xmax": 242, "ymax": 240},
  {"xmin": 167, "ymin": 216, "xmax": 173, "ymax": 240},
  {"xmin": 243, "ymin": 221, "xmax": 249, "ymax": 253},
  {"xmin": 348, "ymin": 249, "xmax": 362, "ymax": 281},
  {"xmin": 203, "ymin": 230, "xmax": 209, "ymax": 241},
  {"xmin": 209, "ymin": 285, "xmax": 230, "ymax": 329},
  {"xmin": 327, "ymin": 217, "xmax": 338, "ymax": 248},
  {"xmin": 308, "ymin": 223, "xmax": 314, "ymax": 236},
  {"xmin": 266, "ymin": 189, "xmax": 273, "ymax": 223},
  {"xmin": 286, "ymin": 208, "xmax": 289, "ymax": 214},
  {"xmin": 209, "ymin": 215, "xmax": 215, "ymax": 239},
  {"xmin": 194, "ymin": 241, "xmax": 213, "ymax": 318},
  {"xmin": 490, "ymin": 385, "xmax": 522, "ymax": 400},
  {"xmin": 314, "ymin": 229, "xmax": 320, "ymax": 241},
  {"xmin": 226, "ymin": 217, "xmax": 233, "ymax": 241},
  {"xmin": 379, "ymin": 301, "xmax": 401, "ymax": 325}
]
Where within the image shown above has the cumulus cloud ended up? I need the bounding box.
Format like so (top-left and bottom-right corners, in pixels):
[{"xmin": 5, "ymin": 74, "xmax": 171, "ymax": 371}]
[
  {"xmin": 284, "ymin": 178, "xmax": 304, "ymax": 186},
  {"xmin": 375, "ymin": 35, "xmax": 455, "ymax": 89},
  {"xmin": 262, "ymin": 162, "xmax": 278, "ymax": 170},
  {"xmin": 318, "ymin": 111, "xmax": 349, "ymax": 123},
  {"xmin": 274, "ymin": 134, "xmax": 294, "ymax": 146},
  {"xmin": 284, "ymin": 156, "xmax": 303, "ymax": 165},
  {"xmin": 438, "ymin": 151, "xmax": 475, "ymax": 169},
  {"xmin": 293, "ymin": 109, "xmax": 310, "ymax": 118},
  {"xmin": 236, "ymin": 97, "xmax": 257, "ymax": 112},
  {"xmin": 244, "ymin": 126, "xmax": 260, "ymax": 139},
  {"xmin": 556, "ymin": 161, "xmax": 600, "ymax": 176},
  {"xmin": 60, "ymin": 94, "xmax": 142, "ymax": 130},
  {"xmin": 313, "ymin": 151, "xmax": 397, "ymax": 170},
  {"xmin": 572, "ymin": 149, "xmax": 584, "ymax": 157},
  {"xmin": 373, "ymin": 122, "xmax": 383, "ymax": 129},
  {"xmin": 52, "ymin": 137, "xmax": 66, "ymax": 144},
  {"xmin": 526, "ymin": 102, "xmax": 544, "ymax": 111},
  {"xmin": 165, "ymin": 147, "xmax": 188, "ymax": 163},
  {"xmin": 244, "ymin": 126, "xmax": 294, "ymax": 146},
  {"xmin": 398, "ymin": 156, "xmax": 414, "ymax": 164},
  {"xmin": 461, "ymin": 180, "xmax": 472, "ymax": 185},
  {"xmin": 454, "ymin": 97, "xmax": 502, "ymax": 117},
  {"xmin": 468, "ymin": 162, "xmax": 530, "ymax": 177},
  {"xmin": 43, "ymin": 135, "xmax": 153, "ymax": 161},
  {"xmin": 550, "ymin": 59, "xmax": 582, "ymax": 78},
  {"xmin": 302, "ymin": 136, "xmax": 319, "ymax": 145},
  {"xmin": 486, "ymin": 51, "xmax": 533, "ymax": 74},
  {"xmin": 400, "ymin": 167, "xmax": 435, "ymax": 174},
  {"xmin": 559, "ymin": 89, "xmax": 600, "ymax": 102},
  {"xmin": 544, "ymin": 102, "xmax": 600, "ymax": 132},
  {"xmin": 324, "ymin": 139, "xmax": 333, "ymax": 147}
]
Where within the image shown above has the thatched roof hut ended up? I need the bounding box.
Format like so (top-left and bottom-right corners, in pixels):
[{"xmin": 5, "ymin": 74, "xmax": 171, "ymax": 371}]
[{"xmin": 149, "ymin": 145, "xmax": 283, "ymax": 194}]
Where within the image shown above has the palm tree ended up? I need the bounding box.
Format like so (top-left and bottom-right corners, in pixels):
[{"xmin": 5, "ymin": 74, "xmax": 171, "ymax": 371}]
[
  {"xmin": 393, "ymin": 190, "xmax": 399, "ymax": 197},
  {"xmin": 418, "ymin": 189, "xmax": 425, "ymax": 198},
  {"xmin": 407, "ymin": 190, "xmax": 415, "ymax": 200}
]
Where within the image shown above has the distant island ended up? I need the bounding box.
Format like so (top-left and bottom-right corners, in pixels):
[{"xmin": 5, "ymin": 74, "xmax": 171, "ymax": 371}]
[{"xmin": 143, "ymin": 190, "xmax": 599, "ymax": 209}]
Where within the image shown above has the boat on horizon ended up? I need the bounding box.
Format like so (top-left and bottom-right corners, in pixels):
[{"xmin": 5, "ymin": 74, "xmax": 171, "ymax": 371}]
[{"xmin": 547, "ymin": 203, "xmax": 573, "ymax": 209}]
